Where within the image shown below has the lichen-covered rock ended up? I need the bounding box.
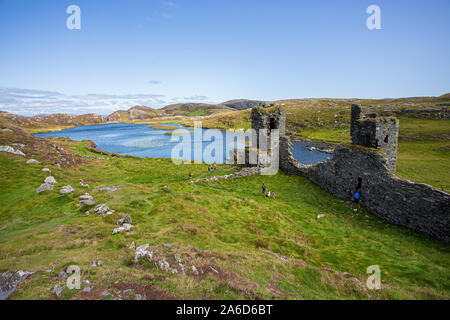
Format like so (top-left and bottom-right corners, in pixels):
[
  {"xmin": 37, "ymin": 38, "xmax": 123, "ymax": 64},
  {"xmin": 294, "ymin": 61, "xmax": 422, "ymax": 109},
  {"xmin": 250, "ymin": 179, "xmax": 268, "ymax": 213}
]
[
  {"xmin": 94, "ymin": 204, "xmax": 111, "ymax": 216},
  {"xmin": 112, "ymin": 223, "xmax": 133, "ymax": 235},
  {"xmin": 117, "ymin": 214, "xmax": 132, "ymax": 226},
  {"xmin": 0, "ymin": 145, "xmax": 25, "ymax": 156},
  {"xmin": 79, "ymin": 194, "xmax": 95, "ymax": 206},
  {"xmin": 0, "ymin": 270, "xmax": 35, "ymax": 300},
  {"xmin": 59, "ymin": 185, "xmax": 75, "ymax": 195},
  {"xmin": 44, "ymin": 176, "xmax": 57, "ymax": 185},
  {"xmin": 26, "ymin": 159, "xmax": 40, "ymax": 165},
  {"xmin": 36, "ymin": 183, "xmax": 53, "ymax": 194}
]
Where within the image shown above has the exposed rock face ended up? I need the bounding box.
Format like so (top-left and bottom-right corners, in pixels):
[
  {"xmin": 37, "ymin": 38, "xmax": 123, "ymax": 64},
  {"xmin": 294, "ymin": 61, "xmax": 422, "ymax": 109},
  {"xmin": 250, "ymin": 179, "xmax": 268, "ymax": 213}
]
[
  {"xmin": 279, "ymin": 136, "xmax": 450, "ymax": 243},
  {"xmin": 0, "ymin": 270, "xmax": 35, "ymax": 300},
  {"xmin": 192, "ymin": 167, "xmax": 260, "ymax": 183},
  {"xmin": 59, "ymin": 185, "xmax": 75, "ymax": 195},
  {"xmin": 112, "ymin": 223, "xmax": 133, "ymax": 235},
  {"xmin": 26, "ymin": 159, "xmax": 40, "ymax": 165},
  {"xmin": 117, "ymin": 214, "xmax": 132, "ymax": 226},
  {"xmin": 94, "ymin": 204, "xmax": 111, "ymax": 216},
  {"xmin": 79, "ymin": 194, "xmax": 95, "ymax": 206},
  {"xmin": 44, "ymin": 176, "xmax": 57, "ymax": 185},
  {"xmin": 0, "ymin": 145, "xmax": 25, "ymax": 156},
  {"xmin": 36, "ymin": 183, "xmax": 54, "ymax": 194}
]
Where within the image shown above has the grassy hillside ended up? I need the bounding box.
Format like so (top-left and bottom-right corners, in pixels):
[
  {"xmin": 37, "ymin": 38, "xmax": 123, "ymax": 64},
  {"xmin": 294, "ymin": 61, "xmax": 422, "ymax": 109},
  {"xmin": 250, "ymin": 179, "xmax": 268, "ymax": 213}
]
[{"xmin": 0, "ymin": 136, "xmax": 449, "ymax": 300}]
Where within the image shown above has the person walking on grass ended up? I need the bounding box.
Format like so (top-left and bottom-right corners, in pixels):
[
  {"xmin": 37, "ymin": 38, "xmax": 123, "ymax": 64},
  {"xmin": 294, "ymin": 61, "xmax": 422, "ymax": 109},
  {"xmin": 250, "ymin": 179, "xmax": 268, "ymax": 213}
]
[
  {"xmin": 189, "ymin": 172, "xmax": 192, "ymax": 182},
  {"xmin": 262, "ymin": 183, "xmax": 266, "ymax": 196},
  {"xmin": 79, "ymin": 179, "xmax": 89, "ymax": 188},
  {"xmin": 267, "ymin": 190, "xmax": 271, "ymax": 198},
  {"xmin": 213, "ymin": 163, "xmax": 216, "ymax": 172},
  {"xmin": 272, "ymin": 190, "xmax": 276, "ymax": 199}
]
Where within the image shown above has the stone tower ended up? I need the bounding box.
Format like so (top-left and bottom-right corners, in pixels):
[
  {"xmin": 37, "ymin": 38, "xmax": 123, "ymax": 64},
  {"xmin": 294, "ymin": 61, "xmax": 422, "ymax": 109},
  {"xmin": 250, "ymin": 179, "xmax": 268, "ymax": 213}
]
[
  {"xmin": 251, "ymin": 105, "xmax": 286, "ymax": 148},
  {"xmin": 350, "ymin": 104, "xmax": 399, "ymax": 173}
]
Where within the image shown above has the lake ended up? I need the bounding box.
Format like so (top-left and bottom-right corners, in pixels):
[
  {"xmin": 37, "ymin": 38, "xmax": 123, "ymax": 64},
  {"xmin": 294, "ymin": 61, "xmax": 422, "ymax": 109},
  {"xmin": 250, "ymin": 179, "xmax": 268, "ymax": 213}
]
[{"xmin": 36, "ymin": 123, "xmax": 331, "ymax": 165}]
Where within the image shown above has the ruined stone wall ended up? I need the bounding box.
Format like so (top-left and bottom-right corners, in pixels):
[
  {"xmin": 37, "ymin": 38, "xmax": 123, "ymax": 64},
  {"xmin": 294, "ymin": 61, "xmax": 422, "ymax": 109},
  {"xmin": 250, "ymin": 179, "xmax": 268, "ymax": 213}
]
[
  {"xmin": 350, "ymin": 104, "xmax": 399, "ymax": 173},
  {"xmin": 279, "ymin": 136, "xmax": 450, "ymax": 243}
]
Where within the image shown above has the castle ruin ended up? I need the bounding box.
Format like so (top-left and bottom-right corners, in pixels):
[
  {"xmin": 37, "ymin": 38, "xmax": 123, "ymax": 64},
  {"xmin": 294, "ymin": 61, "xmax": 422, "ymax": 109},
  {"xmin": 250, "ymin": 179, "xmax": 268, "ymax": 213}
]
[
  {"xmin": 251, "ymin": 104, "xmax": 449, "ymax": 243},
  {"xmin": 350, "ymin": 104, "xmax": 399, "ymax": 173}
]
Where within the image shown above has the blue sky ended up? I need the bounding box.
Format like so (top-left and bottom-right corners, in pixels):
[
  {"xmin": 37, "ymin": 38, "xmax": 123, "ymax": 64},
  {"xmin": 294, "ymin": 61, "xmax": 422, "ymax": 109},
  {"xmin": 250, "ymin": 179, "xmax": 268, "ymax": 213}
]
[{"xmin": 0, "ymin": 0, "xmax": 449, "ymax": 116}]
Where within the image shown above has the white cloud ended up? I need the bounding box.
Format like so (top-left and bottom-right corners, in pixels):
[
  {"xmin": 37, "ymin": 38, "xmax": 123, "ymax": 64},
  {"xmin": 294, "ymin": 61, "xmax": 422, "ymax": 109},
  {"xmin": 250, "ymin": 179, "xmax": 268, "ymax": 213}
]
[
  {"xmin": 162, "ymin": 1, "xmax": 179, "ymax": 8},
  {"xmin": 0, "ymin": 87, "xmax": 213, "ymax": 116}
]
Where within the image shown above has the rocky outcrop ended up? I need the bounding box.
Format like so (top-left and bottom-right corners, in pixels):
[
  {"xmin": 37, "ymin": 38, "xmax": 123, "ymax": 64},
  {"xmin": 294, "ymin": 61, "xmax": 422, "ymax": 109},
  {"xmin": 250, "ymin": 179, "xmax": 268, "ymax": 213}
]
[
  {"xmin": 94, "ymin": 204, "xmax": 113, "ymax": 217},
  {"xmin": 192, "ymin": 167, "xmax": 260, "ymax": 184},
  {"xmin": 44, "ymin": 176, "xmax": 57, "ymax": 185},
  {"xmin": 79, "ymin": 194, "xmax": 95, "ymax": 206},
  {"xmin": 26, "ymin": 159, "xmax": 40, "ymax": 165},
  {"xmin": 112, "ymin": 214, "xmax": 134, "ymax": 235},
  {"xmin": 36, "ymin": 183, "xmax": 54, "ymax": 194},
  {"xmin": 0, "ymin": 145, "xmax": 25, "ymax": 156},
  {"xmin": 59, "ymin": 185, "xmax": 75, "ymax": 195},
  {"xmin": 0, "ymin": 270, "xmax": 35, "ymax": 300}
]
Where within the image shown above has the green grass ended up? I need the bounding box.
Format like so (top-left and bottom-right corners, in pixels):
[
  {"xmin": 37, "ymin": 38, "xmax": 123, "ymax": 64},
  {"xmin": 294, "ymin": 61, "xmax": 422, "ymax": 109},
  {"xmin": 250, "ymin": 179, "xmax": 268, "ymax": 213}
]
[{"xmin": 0, "ymin": 139, "xmax": 449, "ymax": 300}]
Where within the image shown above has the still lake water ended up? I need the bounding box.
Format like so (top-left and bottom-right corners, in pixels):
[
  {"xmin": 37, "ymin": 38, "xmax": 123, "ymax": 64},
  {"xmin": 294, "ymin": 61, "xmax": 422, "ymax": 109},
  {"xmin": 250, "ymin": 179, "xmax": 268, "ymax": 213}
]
[{"xmin": 36, "ymin": 123, "xmax": 331, "ymax": 165}]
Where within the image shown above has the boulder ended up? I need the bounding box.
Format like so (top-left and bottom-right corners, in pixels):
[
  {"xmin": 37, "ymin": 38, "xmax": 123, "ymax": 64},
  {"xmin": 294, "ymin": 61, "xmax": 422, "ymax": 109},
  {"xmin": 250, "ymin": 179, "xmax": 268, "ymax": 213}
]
[
  {"xmin": 79, "ymin": 194, "xmax": 95, "ymax": 206},
  {"xmin": 0, "ymin": 145, "xmax": 25, "ymax": 156},
  {"xmin": 117, "ymin": 214, "xmax": 132, "ymax": 226},
  {"xmin": 59, "ymin": 185, "xmax": 75, "ymax": 195},
  {"xmin": 0, "ymin": 128, "xmax": 13, "ymax": 133},
  {"xmin": 0, "ymin": 270, "xmax": 35, "ymax": 300},
  {"xmin": 94, "ymin": 204, "xmax": 111, "ymax": 216},
  {"xmin": 44, "ymin": 176, "xmax": 57, "ymax": 185},
  {"xmin": 112, "ymin": 223, "xmax": 133, "ymax": 235},
  {"xmin": 317, "ymin": 214, "xmax": 326, "ymax": 220},
  {"xmin": 53, "ymin": 284, "xmax": 63, "ymax": 297},
  {"xmin": 42, "ymin": 168, "xmax": 51, "ymax": 173},
  {"xmin": 26, "ymin": 159, "xmax": 40, "ymax": 165},
  {"xmin": 36, "ymin": 183, "xmax": 53, "ymax": 194}
]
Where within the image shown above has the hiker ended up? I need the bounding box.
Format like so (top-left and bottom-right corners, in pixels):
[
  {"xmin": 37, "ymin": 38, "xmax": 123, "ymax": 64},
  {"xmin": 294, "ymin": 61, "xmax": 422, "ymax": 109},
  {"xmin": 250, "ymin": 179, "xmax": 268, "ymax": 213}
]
[
  {"xmin": 262, "ymin": 183, "xmax": 266, "ymax": 196},
  {"xmin": 79, "ymin": 179, "xmax": 89, "ymax": 188},
  {"xmin": 213, "ymin": 163, "xmax": 216, "ymax": 172},
  {"xmin": 353, "ymin": 188, "xmax": 361, "ymax": 203},
  {"xmin": 267, "ymin": 190, "xmax": 271, "ymax": 198},
  {"xmin": 189, "ymin": 172, "xmax": 192, "ymax": 181},
  {"xmin": 208, "ymin": 166, "xmax": 211, "ymax": 173},
  {"xmin": 272, "ymin": 191, "xmax": 276, "ymax": 199}
]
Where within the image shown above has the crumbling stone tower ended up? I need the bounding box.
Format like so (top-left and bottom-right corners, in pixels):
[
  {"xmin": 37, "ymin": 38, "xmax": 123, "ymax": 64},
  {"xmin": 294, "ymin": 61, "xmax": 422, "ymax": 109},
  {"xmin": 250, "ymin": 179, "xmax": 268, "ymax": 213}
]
[
  {"xmin": 251, "ymin": 105, "xmax": 286, "ymax": 148},
  {"xmin": 350, "ymin": 104, "xmax": 399, "ymax": 173}
]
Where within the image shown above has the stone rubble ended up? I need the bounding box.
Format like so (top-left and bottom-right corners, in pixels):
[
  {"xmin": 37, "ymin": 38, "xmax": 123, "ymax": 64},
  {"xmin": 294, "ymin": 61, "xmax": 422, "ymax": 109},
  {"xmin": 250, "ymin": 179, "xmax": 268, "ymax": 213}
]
[{"xmin": 59, "ymin": 185, "xmax": 75, "ymax": 195}]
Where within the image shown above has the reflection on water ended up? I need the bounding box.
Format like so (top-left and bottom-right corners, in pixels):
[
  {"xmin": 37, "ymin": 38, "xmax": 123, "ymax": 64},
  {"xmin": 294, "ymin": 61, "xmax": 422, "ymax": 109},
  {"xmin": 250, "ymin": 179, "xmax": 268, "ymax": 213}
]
[
  {"xmin": 291, "ymin": 141, "xmax": 332, "ymax": 165},
  {"xmin": 36, "ymin": 123, "xmax": 331, "ymax": 164}
]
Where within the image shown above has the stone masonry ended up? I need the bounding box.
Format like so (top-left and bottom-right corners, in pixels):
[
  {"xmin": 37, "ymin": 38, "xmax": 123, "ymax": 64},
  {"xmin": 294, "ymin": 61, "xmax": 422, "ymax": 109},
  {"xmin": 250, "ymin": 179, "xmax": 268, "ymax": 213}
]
[
  {"xmin": 351, "ymin": 104, "xmax": 399, "ymax": 173},
  {"xmin": 251, "ymin": 104, "xmax": 450, "ymax": 243}
]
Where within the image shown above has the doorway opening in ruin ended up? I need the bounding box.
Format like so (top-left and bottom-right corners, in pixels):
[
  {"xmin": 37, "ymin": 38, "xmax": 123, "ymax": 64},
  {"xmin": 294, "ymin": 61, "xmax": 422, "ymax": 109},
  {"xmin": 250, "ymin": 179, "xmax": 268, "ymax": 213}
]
[
  {"xmin": 384, "ymin": 135, "xmax": 389, "ymax": 143},
  {"xmin": 269, "ymin": 117, "xmax": 277, "ymax": 130}
]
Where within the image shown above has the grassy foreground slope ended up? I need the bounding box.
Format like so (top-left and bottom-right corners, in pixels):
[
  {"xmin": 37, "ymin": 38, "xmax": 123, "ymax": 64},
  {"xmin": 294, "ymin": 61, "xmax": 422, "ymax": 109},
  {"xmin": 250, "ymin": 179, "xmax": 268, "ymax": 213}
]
[{"xmin": 0, "ymin": 138, "xmax": 449, "ymax": 300}]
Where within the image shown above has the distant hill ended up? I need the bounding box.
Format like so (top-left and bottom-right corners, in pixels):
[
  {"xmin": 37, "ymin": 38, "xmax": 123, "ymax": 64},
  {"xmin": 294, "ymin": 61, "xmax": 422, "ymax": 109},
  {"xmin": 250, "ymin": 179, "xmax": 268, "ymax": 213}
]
[
  {"xmin": 0, "ymin": 111, "xmax": 106, "ymax": 128},
  {"xmin": 106, "ymin": 106, "xmax": 162, "ymax": 122},
  {"xmin": 221, "ymin": 99, "xmax": 265, "ymax": 110},
  {"xmin": 106, "ymin": 103, "xmax": 234, "ymax": 121}
]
